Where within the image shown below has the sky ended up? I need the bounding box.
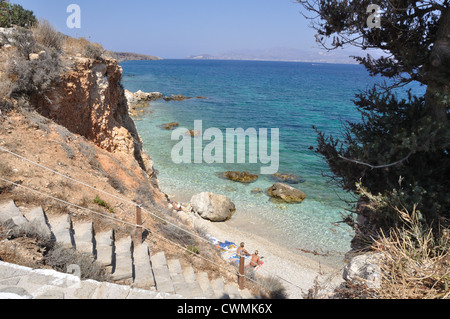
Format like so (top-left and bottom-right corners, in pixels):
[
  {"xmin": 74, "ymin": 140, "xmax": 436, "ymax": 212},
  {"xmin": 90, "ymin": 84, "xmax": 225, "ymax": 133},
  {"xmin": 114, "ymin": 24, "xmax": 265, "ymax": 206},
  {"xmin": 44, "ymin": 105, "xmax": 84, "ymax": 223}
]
[{"xmin": 11, "ymin": 0, "xmax": 365, "ymax": 61}]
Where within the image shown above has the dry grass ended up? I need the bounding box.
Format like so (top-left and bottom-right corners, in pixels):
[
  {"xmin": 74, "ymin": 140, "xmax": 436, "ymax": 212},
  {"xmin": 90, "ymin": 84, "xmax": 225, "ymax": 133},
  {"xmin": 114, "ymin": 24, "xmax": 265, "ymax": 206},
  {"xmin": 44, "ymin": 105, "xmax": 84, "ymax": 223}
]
[
  {"xmin": 31, "ymin": 19, "xmax": 64, "ymax": 52},
  {"xmin": 62, "ymin": 36, "xmax": 92, "ymax": 57},
  {"xmin": 256, "ymin": 275, "xmax": 288, "ymax": 299},
  {"xmin": 62, "ymin": 36, "xmax": 114, "ymax": 60},
  {"xmin": 46, "ymin": 243, "xmax": 111, "ymax": 282},
  {"xmin": 372, "ymin": 205, "xmax": 450, "ymax": 299}
]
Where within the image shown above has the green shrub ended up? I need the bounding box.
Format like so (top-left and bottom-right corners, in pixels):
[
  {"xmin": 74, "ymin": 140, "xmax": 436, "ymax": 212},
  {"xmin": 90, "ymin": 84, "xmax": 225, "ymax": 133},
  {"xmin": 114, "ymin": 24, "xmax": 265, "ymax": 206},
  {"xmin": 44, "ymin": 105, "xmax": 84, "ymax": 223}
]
[
  {"xmin": 93, "ymin": 195, "xmax": 115, "ymax": 213},
  {"xmin": 0, "ymin": 3, "xmax": 36, "ymax": 28}
]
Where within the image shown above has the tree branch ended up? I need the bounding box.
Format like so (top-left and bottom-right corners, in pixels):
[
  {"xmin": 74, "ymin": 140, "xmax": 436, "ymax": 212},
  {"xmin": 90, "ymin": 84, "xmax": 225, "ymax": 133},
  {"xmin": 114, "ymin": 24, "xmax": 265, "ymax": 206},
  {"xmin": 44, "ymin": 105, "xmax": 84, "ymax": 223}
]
[{"xmin": 338, "ymin": 152, "xmax": 413, "ymax": 170}]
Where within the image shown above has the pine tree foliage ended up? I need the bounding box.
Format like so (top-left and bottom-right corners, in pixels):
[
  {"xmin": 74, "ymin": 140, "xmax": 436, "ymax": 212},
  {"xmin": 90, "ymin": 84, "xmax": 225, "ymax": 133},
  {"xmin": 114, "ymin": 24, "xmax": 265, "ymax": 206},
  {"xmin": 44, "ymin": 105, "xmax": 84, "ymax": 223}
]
[
  {"xmin": 0, "ymin": 1, "xmax": 36, "ymax": 28},
  {"xmin": 298, "ymin": 0, "xmax": 449, "ymax": 227}
]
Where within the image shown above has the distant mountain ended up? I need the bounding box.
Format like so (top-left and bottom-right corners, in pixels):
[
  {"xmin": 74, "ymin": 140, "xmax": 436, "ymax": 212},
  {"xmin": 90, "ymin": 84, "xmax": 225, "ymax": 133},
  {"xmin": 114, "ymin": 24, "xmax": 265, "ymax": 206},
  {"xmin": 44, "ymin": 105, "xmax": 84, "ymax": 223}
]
[
  {"xmin": 186, "ymin": 47, "xmax": 382, "ymax": 64},
  {"xmin": 114, "ymin": 52, "xmax": 162, "ymax": 62}
]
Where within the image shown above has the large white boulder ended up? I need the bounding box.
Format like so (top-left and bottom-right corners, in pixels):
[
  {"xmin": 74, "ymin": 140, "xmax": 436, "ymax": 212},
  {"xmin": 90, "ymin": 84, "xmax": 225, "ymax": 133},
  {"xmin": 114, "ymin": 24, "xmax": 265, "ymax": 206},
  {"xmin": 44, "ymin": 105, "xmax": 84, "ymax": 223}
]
[{"xmin": 190, "ymin": 192, "xmax": 236, "ymax": 222}]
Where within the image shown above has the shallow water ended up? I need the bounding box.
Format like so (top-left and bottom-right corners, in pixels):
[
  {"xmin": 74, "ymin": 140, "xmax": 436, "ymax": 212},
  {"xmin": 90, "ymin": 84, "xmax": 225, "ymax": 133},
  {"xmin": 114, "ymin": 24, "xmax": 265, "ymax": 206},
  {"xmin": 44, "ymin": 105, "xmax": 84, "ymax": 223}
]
[{"xmin": 121, "ymin": 59, "xmax": 423, "ymax": 267}]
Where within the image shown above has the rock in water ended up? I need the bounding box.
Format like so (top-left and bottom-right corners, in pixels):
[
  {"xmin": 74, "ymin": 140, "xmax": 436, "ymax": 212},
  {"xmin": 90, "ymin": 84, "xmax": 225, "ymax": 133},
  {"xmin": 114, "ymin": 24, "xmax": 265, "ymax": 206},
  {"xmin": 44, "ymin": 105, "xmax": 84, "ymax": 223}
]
[
  {"xmin": 161, "ymin": 122, "xmax": 179, "ymax": 130},
  {"xmin": 224, "ymin": 171, "xmax": 258, "ymax": 183},
  {"xmin": 190, "ymin": 192, "xmax": 236, "ymax": 222},
  {"xmin": 271, "ymin": 173, "xmax": 304, "ymax": 184},
  {"xmin": 267, "ymin": 183, "xmax": 306, "ymax": 203},
  {"xmin": 163, "ymin": 94, "xmax": 192, "ymax": 101}
]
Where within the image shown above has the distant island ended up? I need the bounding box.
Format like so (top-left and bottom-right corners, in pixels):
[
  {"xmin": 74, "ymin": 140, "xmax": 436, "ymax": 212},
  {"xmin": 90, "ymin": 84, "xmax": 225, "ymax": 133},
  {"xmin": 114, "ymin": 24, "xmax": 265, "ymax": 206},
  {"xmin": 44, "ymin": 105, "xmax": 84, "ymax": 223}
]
[
  {"xmin": 114, "ymin": 52, "xmax": 162, "ymax": 62},
  {"xmin": 185, "ymin": 47, "xmax": 375, "ymax": 64}
]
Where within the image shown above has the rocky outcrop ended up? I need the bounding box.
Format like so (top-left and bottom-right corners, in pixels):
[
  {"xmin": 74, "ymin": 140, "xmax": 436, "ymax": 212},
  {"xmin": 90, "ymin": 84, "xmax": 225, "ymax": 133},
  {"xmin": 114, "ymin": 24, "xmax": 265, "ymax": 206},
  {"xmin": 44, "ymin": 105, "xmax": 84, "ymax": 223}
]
[
  {"xmin": 267, "ymin": 183, "xmax": 306, "ymax": 203},
  {"xmin": 163, "ymin": 94, "xmax": 192, "ymax": 101},
  {"xmin": 125, "ymin": 89, "xmax": 163, "ymax": 104},
  {"xmin": 190, "ymin": 192, "xmax": 236, "ymax": 222},
  {"xmin": 30, "ymin": 57, "xmax": 152, "ymax": 175}
]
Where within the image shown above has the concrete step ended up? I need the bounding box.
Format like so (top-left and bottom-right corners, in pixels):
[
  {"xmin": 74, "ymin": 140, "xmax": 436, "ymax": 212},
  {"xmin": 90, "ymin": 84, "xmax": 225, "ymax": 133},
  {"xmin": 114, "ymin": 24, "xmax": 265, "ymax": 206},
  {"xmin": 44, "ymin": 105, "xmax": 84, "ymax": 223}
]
[
  {"xmin": 72, "ymin": 221, "xmax": 94, "ymax": 258},
  {"xmin": 0, "ymin": 200, "xmax": 29, "ymax": 228},
  {"xmin": 133, "ymin": 243, "xmax": 156, "ymax": 290},
  {"xmin": 150, "ymin": 251, "xmax": 175, "ymax": 294},
  {"xmin": 47, "ymin": 214, "xmax": 74, "ymax": 248},
  {"xmin": 0, "ymin": 202, "xmax": 257, "ymax": 299},
  {"xmin": 111, "ymin": 236, "xmax": 133, "ymax": 284},
  {"xmin": 167, "ymin": 259, "xmax": 191, "ymax": 298},
  {"xmin": 211, "ymin": 277, "xmax": 229, "ymax": 299},
  {"xmin": 196, "ymin": 272, "xmax": 216, "ymax": 299},
  {"xmin": 22, "ymin": 206, "xmax": 52, "ymax": 239},
  {"xmin": 95, "ymin": 230, "xmax": 114, "ymax": 270},
  {"xmin": 183, "ymin": 266, "xmax": 206, "ymax": 299}
]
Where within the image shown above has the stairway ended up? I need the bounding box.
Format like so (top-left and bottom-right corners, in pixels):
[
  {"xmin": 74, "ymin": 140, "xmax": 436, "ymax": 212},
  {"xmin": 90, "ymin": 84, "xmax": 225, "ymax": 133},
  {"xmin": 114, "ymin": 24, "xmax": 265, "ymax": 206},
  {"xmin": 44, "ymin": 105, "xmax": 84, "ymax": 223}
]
[{"xmin": 0, "ymin": 200, "xmax": 253, "ymax": 299}]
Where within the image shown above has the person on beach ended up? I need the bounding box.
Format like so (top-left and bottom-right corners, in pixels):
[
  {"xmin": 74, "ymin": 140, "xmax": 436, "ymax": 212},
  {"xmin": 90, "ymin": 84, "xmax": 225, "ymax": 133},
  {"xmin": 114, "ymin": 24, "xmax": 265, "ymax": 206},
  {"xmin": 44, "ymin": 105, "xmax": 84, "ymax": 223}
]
[
  {"xmin": 237, "ymin": 242, "xmax": 249, "ymax": 257},
  {"xmin": 250, "ymin": 250, "xmax": 263, "ymax": 268}
]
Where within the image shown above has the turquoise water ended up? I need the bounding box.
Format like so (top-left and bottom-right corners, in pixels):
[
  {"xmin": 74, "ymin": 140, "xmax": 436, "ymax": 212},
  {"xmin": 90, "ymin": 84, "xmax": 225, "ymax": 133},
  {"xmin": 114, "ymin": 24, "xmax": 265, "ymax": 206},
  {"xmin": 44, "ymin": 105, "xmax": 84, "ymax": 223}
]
[{"xmin": 120, "ymin": 59, "xmax": 422, "ymax": 266}]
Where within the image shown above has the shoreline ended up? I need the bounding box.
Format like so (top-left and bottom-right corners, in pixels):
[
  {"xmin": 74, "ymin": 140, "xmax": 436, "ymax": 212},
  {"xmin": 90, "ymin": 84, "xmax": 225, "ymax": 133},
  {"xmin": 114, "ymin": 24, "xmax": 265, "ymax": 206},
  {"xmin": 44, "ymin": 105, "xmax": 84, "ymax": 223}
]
[{"xmin": 165, "ymin": 188, "xmax": 346, "ymax": 299}]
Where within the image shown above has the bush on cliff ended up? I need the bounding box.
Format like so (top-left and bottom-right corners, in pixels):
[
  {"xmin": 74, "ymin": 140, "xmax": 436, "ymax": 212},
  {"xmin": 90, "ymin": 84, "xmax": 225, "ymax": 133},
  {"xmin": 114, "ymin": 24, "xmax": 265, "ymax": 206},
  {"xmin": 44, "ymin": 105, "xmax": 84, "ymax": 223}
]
[
  {"xmin": 83, "ymin": 43, "xmax": 104, "ymax": 60},
  {"xmin": 5, "ymin": 26, "xmax": 62, "ymax": 98}
]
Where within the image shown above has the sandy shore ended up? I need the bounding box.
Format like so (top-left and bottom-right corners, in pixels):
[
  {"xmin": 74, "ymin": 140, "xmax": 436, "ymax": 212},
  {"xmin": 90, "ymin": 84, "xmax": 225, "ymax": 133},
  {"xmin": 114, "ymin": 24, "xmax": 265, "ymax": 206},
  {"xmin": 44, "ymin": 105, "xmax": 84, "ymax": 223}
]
[{"xmin": 174, "ymin": 207, "xmax": 345, "ymax": 299}]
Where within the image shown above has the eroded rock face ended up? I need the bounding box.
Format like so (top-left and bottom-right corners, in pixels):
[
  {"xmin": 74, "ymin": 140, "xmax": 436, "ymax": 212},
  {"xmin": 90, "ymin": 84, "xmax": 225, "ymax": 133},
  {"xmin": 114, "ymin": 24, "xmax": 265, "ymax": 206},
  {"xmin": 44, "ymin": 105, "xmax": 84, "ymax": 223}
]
[
  {"xmin": 190, "ymin": 192, "xmax": 236, "ymax": 222},
  {"xmin": 267, "ymin": 183, "xmax": 306, "ymax": 203},
  {"xmin": 31, "ymin": 57, "xmax": 149, "ymax": 171}
]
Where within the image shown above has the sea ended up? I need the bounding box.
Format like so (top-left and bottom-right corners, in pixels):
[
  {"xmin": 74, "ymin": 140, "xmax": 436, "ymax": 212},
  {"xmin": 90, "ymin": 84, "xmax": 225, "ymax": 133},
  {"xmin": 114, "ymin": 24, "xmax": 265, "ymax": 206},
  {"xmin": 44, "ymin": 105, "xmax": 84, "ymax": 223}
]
[{"xmin": 120, "ymin": 59, "xmax": 423, "ymax": 267}]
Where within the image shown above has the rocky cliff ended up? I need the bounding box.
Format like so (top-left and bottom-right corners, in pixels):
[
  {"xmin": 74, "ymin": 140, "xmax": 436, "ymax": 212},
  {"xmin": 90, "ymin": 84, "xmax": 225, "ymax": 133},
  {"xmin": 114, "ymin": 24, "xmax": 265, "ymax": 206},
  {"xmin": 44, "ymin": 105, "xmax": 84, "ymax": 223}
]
[{"xmin": 30, "ymin": 56, "xmax": 154, "ymax": 177}]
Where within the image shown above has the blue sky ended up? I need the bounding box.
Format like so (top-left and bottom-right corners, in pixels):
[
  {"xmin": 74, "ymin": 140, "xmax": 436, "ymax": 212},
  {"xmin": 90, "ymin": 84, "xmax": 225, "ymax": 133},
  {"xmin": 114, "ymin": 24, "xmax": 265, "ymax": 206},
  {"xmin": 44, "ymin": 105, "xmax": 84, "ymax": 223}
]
[{"xmin": 12, "ymin": 0, "xmax": 363, "ymax": 60}]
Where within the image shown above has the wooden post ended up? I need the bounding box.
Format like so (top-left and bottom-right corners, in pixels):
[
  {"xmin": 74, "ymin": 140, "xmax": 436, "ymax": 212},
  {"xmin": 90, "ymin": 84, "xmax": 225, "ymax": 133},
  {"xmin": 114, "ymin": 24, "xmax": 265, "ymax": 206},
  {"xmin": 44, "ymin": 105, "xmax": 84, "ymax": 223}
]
[
  {"xmin": 135, "ymin": 200, "xmax": 142, "ymax": 244},
  {"xmin": 238, "ymin": 255, "xmax": 245, "ymax": 290}
]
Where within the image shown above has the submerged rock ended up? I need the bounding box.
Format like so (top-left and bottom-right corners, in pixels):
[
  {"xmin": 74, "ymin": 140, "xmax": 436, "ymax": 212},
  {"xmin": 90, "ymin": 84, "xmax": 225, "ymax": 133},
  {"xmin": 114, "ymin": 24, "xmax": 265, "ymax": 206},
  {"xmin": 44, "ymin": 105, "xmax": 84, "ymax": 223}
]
[
  {"xmin": 224, "ymin": 171, "xmax": 258, "ymax": 183},
  {"xmin": 190, "ymin": 192, "xmax": 236, "ymax": 222},
  {"xmin": 250, "ymin": 188, "xmax": 263, "ymax": 194},
  {"xmin": 160, "ymin": 122, "xmax": 179, "ymax": 130},
  {"xmin": 163, "ymin": 94, "xmax": 192, "ymax": 101},
  {"xmin": 267, "ymin": 183, "xmax": 306, "ymax": 203},
  {"xmin": 185, "ymin": 129, "xmax": 201, "ymax": 137},
  {"xmin": 271, "ymin": 173, "xmax": 305, "ymax": 184}
]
